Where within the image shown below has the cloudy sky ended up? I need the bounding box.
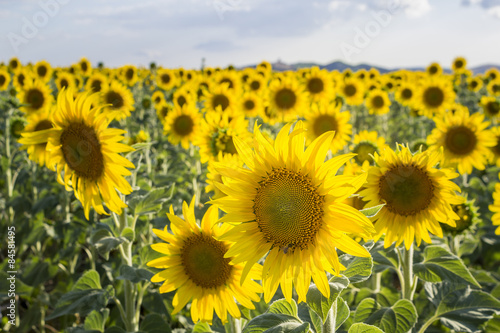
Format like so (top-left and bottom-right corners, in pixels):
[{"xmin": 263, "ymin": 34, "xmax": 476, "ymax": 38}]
[{"xmin": 1, "ymin": 0, "xmax": 499, "ymax": 69}]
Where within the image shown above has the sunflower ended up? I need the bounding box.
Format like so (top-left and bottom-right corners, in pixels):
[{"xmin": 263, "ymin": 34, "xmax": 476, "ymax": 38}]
[
  {"xmin": 172, "ymin": 87, "xmax": 196, "ymax": 108},
  {"xmin": 17, "ymin": 79, "xmax": 54, "ymax": 115},
  {"xmin": 467, "ymin": 77, "xmax": 483, "ymax": 92},
  {"xmin": 78, "ymin": 57, "xmax": 92, "ymax": 76},
  {"xmin": 34, "ymin": 60, "xmax": 53, "ymax": 82},
  {"xmin": 350, "ymin": 130, "xmax": 389, "ymax": 166},
  {"xmin": 101, "ymin": 81, "xmax": 135, "ymax": 120},
  {"xmin": 202, "ymin": 83, "xmax": 236, "ymax": 113},
  {"xmin": 12, "ymin": 68, "xmax": 30, "ymax": 91},
  {"xmin": 20, "ymin": 89, "xmax": 134, "ymax": 219},
  {"xmin": 485, "ymin": 68, "xmax": 499, "ymax": 82},
  {"xmin": 257, "ymin": 61, "xmax": 272, "ymax": 74},
  {"xmin": 240, "ymin": 92, "xmax": 263, "ymax": 118},
  {"xmin": 395, "ymin": 83, "xmax": 416, "ymax": 107},
  {"xmin": 163, "ymin": 103, "xmax": 201, "ymax": 149},
  {"xmin": 490, "ymin": 180, "xmax": 500, "ymax": 235},
  {"xmin": 360, "ymin": 145, "xmax": 463, "ymax": 249},
  {"xmin": 339, "ymin": 78, "xmax": 364, "ymax": 106},
  {"xmin": 120, "ymin": 65, "xmax": 138, "ymax": 87},
  {"xmin": 156, "ymin": 102, "xmax": 173, "ymax": 124},
  {"xmin": 152, "ymin": 90, "xmax": 166, "ymax": 108},
  {"xmin": 487, "ymin": 79, "xmax": 500, "ymax": 97},
  {"xmin": 85, "ymin": 72, "xmax": 109, "ymax": 93},
  {"xmin": 195, "ymin": 110, "xmax": 250, "ymax": 163},
  {"xmin": 480, "ymin": 96, "xmax": 500, "ymax": 118},
  {"xmin": 19, "ymin": 107, "xmax": 54, "ymax": 167},
  {"xmin": 55, "ymin": 71, "xmax": 76, "ymax": 92},
  {"xmin": 487, "ymin": 126, "xmax": 500, "ymax": 167},
  {"xmin": 303, "ymin": 102, "xmax": 351, "ymax": 154},
  {"xmin": 366, "ymin": 89, "xmax": 391, "ymax": 115},
  {"xmin": 303, "ymin": 67, "xmax": 333, "ymax": 102},
  {"xmin": 268, "ymin": 77, "xmax": 307, "ymax": 122},
  {"xmin": 426, "ymin": 62, "xmax": 443, "ymax": 76},
  {"xmin": 206, "ymin": 152, "xmax": 243, "ymax": 199},
  {"xmin": 452, "ymin": 57, "xmax": 467, "ymax": 73},
  {"xmin": 156, "ymin": 68, "xmax": 178, "ymax": 91},
  {"xmin": 212, "ymin": 121, "xmax": 374, "ymax": 303},
  {"xmin": 148, "ymin": 200, "xmax": 262, "ymax": 324},
  {"xmin": 215, "ymin": 70, "xmax": 242, "ymax": 94},
  {"xmin": 246, "ymin": 74, "xmax": 266, "ymax": 95},
  {"xmin": 415, "ymin": 78, "xmax": 455, "ymax": 117},
  {"xmin": 8, "ymin": 57, "xmax": 21, "ymax": 73},
  {"xmin": 0, "ymin": 67, "xmax": 11, "ymax": 91},
  {"xmin": 427, "ymin": 109, "xmax": 495, "ymax": 175},
  {"xmin": 441, "ymin": 196, "xmax": 480, "ymax": 235}
]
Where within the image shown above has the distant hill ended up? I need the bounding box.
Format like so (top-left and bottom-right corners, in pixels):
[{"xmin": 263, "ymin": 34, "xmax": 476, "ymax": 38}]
[{"xmin": 243, "ymin": 60, "xmax": 500, "ymax": 74}]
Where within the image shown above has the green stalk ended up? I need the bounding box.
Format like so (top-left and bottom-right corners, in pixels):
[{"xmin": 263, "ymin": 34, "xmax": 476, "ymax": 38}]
[
  {"xmin": 400, "ymin": 245, "xmax": 417, "ymax": 301},
  {"xmin": 229, "ymin": 315, "xmax": 242, "ymax": 333},
  {"xmin": 323, "ymin": 299, "xmax": 337, "ymax": 333},
  {"xmin": 5, "ymin": 111, "xmax": 14, "ymax": 223}
]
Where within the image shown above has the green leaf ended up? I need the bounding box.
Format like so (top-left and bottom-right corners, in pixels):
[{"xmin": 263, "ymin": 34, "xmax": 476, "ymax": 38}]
[
  {"xmin": 354, "ymin": 299, "xmax": 417, "ymax": 333},
  {"xmin": 140, "ymin": 313, "xmax": 172, "ymax": 333},
  {"xmin": 265, "ymin": 322, "xmax": 310, "ymax": 333},
  {"xmin": 371, "ymin": 243, "xmax": 399, "ymax": 273},
  {"xmin": 117, "ymin": 265, "xmax": 154, "ymax": 283},
  {"xmin": 120, "ymin": 227, "xmax": 135, "ymax": 243},
  {"xmin": 348, "ymin": 323, "xmax": 385, "ymax": 333},
  {"xmin": 128, "ymin": 187, "xmax": 173, "ymax": 216},
  {"xmin": 306, "ymin": 276, "xmax": 349, "ymax": 323},
  {"xmin": 339, "ymin": 253, "xmax": 373, "ymax": 283},
  {"xmin": 360, "ymin": 204, "xmax": 385, "ymax": 218},
  {"xmin": 90, "ymin": 229, "xmax": 125, "ymax": 260},
  {"xmin": 268, "ymin": 298, "xmax": 298, "ymax": 318},
  {"xmin": 84, "ymin": 309, "xmax": 109, "ymax": 332},
  {"xmin": 46, "ymin": 285, "xmax": 115, "ymax": 320},
  {"xmin": 422, "ymin": 282, "xmax": 500, "ymax": 333},
  {"xmin": 74, "ymin": 270, "xmax": 102, "ymax": 290},
  {"xmin": 193, "ymin": 321, "xmax": 212, "ymax": 332},
  {"xmin": 414, "ymin": 245, "xmax": 480, "ymax": 287},
  {"xmin": 336, "ymin": 297, "xmax": 350, "ymax": 331}
]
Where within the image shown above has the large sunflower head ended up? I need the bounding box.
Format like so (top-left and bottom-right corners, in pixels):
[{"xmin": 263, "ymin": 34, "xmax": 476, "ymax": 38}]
[
  {"xmin": 85, "ymin": 71, "xmax": 109, "ymax": 93},
  {"xmin": 0, "ymin": 67, "xmax": 11, "ymax": 91},
  {"xmin": 17, "ymin": 79, "xmax": 54, "ymax": 115},
  {"xmin": 34, "ymin": 60, "xmax": 53, "ymax": 82},
  {"xmin": 19, "ymin": 89, "xmax": 135, "ymax": 219},
  {"xmin": 19, "ymin": 107, "xmax": 54, "ymax": 167},
  {"xmin": 212, "ymin": 121, "xmax": 375, "ymax": 303},
  {"xmin": 366, "ymin": 89, "xmax": 391, "ymax": 115},
  {"xmin": 360, "ymin": 145, "xmax": 464, "ymax": 249},
  {"xmin": 55, "ymin": 71, "xmax": 76, "ymax": 92},
  {"xmin": 202, "ymin": 83, "xmax": 236, "ymax": 113},
  {"xmin": 268, "ymin": 77, "xmax": 306, "ymax": 122},
  {"xmin": 148, "ymin": 200, "xmax": 262, "ymax": 324},
  {"xmin": 101, "ymin": 81, "xmax": 135, "ymax": 120},
  {"xmin": 246, "ymin": 74, "xmax": 266, "ymax": 94},
  {"xmin": 350, "ymin": 130, "xmax": 389, "ymax": 166},
  {"xmin": 163, "ymin": 103, "xmax": 201, "ymax": 150},
  {"xmin": 304, "ymin": 101, "xmax": 351, "ymax": 154},
  {"xmin": 427, "ymin": 109, "xmax": 495, "ymax": 174},
  {"xmin": 415, "ymin": 78, "xmax": 455, "ymax": 117}
]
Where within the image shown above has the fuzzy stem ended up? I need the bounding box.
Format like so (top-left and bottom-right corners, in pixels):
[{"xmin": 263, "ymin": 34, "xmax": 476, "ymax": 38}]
[
  {"xmin": 229, "ymin": 315, "xmax": 242, "ymax": 333},
  {"xmin": 401, "ymin": 245, "xmax": 416, "ymax": 301},
  {"xmin": 323, "ymin": 299, "xmax": 337, "ymax": 333}
]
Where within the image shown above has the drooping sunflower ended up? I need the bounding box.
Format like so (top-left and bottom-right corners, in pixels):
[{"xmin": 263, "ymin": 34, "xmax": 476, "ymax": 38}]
[
  {"xmin": 19, "ymin": 89, "xmax": 135, "ymax": 219},
  {"xmin": 101, "ymin": 81, "xmax": 135, "ymax": 120},
  {"xmin": 0, "ymin": 67, "xmax": 11, "ymax": 91},
  {"xmin": 366, "ymin": 89, "xmax": 391, "ymax": 115},
  {"xmin": 17, "ymin": 79, "xmax": 54, "ymax": 115},
  {"xmin": 350, "ymin": 130, "xmax": 389, "ymax": 166},
  {"xmin": 202, "ymin": 83, "xmax": 236, "ymax": 113},
  {"xmin": 427, "ymin": 109, "xmax": 495, "ymax": 175},
  {"xmin": 148, "ymin": 200, "xmax": 262, "ymax": 324},
  {"xmin": 268, "ymin": 77, "xmax": 307, "ymax": 123},
  {"xmin": 360, "ymin": 146, "xmax": 463, "ymax": 249},
  {"xmin": 426, "ymin": 62, "xmax": 443, "ymax": 76},
  {"xmin": 194, "ymin": 110, "xmax": 250, "ymax": 163},
  {"xmin": 480, "ymin": 96, "xmax": 500, "ymax": 118},
  {"xmin": 212, "ymin": 122, "xmax": 375, "ymax": 303},
  {"xmin": 415, "ymin": 78, "xmax": 455, "ymax": 117},
  {"xmin": 339, "ymin": 78, "xmax": 365, "ymax": 106},
  {"xmin": 303, "ymin": 67, "xmax": 333, "ymax": 102},
  {"xmin": 19, "ymin": 107, "xmax": 53, "ymax": 167},
  {"xmin": 156, "ymin": 68, "xmax": 178, "ymax": 91},
  {"xmin": 34, "ymin": 60, "xmax": 53, "ymax": 82},
  {"xmin": 85, "ymin": 71, "xmax": 109, "ymax": 93},
  {"xmin": 303, "ymin": 102, "xmax": 351, "ymax": 154},
  {"xmin": 452, "ymin": 57, "xmax": 467, "ymax": 73},
  {"xmin": 163, "ymin": 103, "xmax": 201, "ymax": 150}
]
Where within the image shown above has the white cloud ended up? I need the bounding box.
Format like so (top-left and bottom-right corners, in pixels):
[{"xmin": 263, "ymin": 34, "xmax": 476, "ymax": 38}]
[
  {"xmin": 462, "ymin": 0, "xmax": 500, "ymax": 18},
  {"xmin": 328, "ymin": 0, "xmax": 431, "ymax": 17}
]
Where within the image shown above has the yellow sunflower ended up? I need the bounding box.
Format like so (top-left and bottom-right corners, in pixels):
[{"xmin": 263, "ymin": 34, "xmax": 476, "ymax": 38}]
[
  {"xmin": 215, "ymin": 70, "xmax": 242, "ymax": 94},
  {"xmin": 148, "ymin": 200, "xmax": 262, "ymax": 324},
  {"xmin": 350, "ymin": 130, "xmax": 389, "ymax": 166},
  {"xmin": 34, "ymin": 60, "xmax": 53, "ymax": 82},
  {"xmin": 303, "ymin": 102, "xmax": 351, "ymax": 154},
  {"xmin": 487, "ymin": 79, "xmax": 500, "ymax": 97},
  {"xmin": 395, "ymin": 83, "xmax": 416, "ymax": 107},
  {"xmin": 303, "ymin": 67, "xmax": 333, "ymax": 102},
  {"xmin": 156, "ymin": 68, "xmax": 178, "ymax": 91},
  {"xmin": 202, "ymin": 83, "xmax": 236, "ymax": 113},
  {"xmin": 85, "ymin": 71, "xmax": 109, "ymax": 93},
  {"xmin": 212, "ymin": 121, "xmax": 375, "ymax": 303},
  {"xmin": 490, "ymin": 180, "xmax": 500, "ymax": 235},
  {"xmin": 206, "ymin": 152, "xmax": 243, "ymax": 200},
  {"xmin": 467, "ymin": 76, "xmax": 483, "ymax": 92},
  {"xmin": 240, "ymin": 91, "xmax": 263, "ymax": 118},
  {"xmin": 360, "ymin": 146, "xmax": 463, "ymax": 249},
  {"xmin": 78, "ymin": 57, "xmax": 92, "ymax": 76},
  {"xmin": 485, "ymin": 68, "xmax": 499, "ymax": 82},
  {"xmin": 19, "ymin": 107, "xmax": 54, "ymax": 167},
  {"xmin": 152, "ymin": 91, "xmax": 166, "ymax": 108},
  {"xmin": 487, "ymin": 127, "xmax": 500, "ymax": 167},
  {"xmin": 415, "ymin": 78, "xmax": 455, "ymax": 117},
  {"xmin": 427, "ymin": 109, "xmax": 495, "ymax": 175},
  {"xmin": 17, "ymin": 79, "xmax": 54, "ymax": 115},
  {"xmin": 19, "ymin": 89, "xmax": 135, "ymax": 219},
  {"xmin": 8, "ymin": 57, "xmax": 21, "ymax": 74},
  {"xmin": 268, "ymin": 77, "xmax": 307, "ymax": 123},
  {"xmin": 120, "ymin": 65, "xmax": 139, "ymax": 87},
  {"xmin": 194, "ymin": 110, "xmax": 250, "ymax": 163},
  {"xmin": 246, "ymin": 74, "xmax": 266, "ymax": 95},
  {"xmin": 156, "ymin": 102, "xmax": 173, "ymax": 124},
  {"xmin": 55, "ymin": 71, "xmax": 76, "ymax": 92},
  {"xmin": 172, "ymin": 87, "xmax": 196, "ymax": 108},
  {"xmin": 101, "ymin": 81, "xmax": 135, "ymax": 120},
  {"xmin": 366, "ymin": 89, "xmax": 391, "ymax": 115},
  {"xmin": 339, "ymin": 78, "xmax": 365, "ymax": 106},
  {"xmin": 480, "ymin": 96, "xmax": 500, "ymax": 118},
  {"xmin": 426, "ymin": 62, "xmax": 443, "ymax": 76},
  {"xmin": 163, "ymin": 103, "xmax": 201, "ymax": 150},
  {"xmin": 0, "ymin": 67, "xmax": 11, "ymax": 91},
  {"xmin": 452, "ymin": 57, "xmax": 467, "ymax": 73},
  {"xmin": 12, "ymin": 68, "xmax": 31, "ymax": 91}
]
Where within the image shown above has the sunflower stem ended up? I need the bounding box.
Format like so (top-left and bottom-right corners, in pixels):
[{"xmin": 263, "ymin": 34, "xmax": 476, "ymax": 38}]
[
  {"xmin": 401, "ymin": 244, "xmax": 416, "ymax": 301},
  {"xmin": 323, "ymin": 299, "xmax": 337, "ymax": 333},
  {"xmin": 5, "ymin": 110, "xmax": 15, "ymax": 223}
]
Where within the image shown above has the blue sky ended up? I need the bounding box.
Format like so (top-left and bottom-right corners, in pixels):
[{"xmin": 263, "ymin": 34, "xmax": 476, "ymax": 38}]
[{"xmin": 1, "ymin": 0, "xmax": 499, "ymax": 69}]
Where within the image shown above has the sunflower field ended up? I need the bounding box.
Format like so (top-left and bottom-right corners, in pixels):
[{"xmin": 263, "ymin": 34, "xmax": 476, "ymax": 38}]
[{"xmin": 1, "ymin": 56, "xmax": 500, "ymax": 333}]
